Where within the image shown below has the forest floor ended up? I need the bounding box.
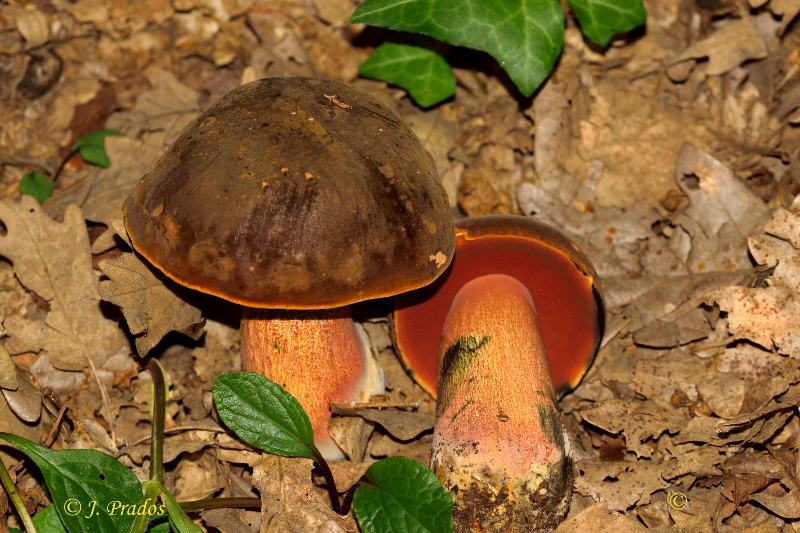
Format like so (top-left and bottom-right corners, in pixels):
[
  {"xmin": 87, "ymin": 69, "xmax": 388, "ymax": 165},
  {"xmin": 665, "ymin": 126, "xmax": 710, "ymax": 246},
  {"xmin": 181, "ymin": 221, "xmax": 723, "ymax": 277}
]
[{"xmin": 2, "ymin": 0, "xmax": 800, "ymax": 532}]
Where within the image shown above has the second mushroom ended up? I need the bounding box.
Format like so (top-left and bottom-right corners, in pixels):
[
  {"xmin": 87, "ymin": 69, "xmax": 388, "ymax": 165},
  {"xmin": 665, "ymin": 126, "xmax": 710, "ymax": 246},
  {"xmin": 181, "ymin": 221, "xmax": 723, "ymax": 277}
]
[{"xmin": 394, "ymin": 214, "xmax": 605, "ymax": 531}]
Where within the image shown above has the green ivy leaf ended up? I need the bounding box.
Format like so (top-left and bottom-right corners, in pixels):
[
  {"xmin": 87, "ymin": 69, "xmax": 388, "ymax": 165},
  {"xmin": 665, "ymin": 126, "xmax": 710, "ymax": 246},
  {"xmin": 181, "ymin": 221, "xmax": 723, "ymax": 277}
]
[
  {"xmin": 71, "ymin": 129, "xmax": 124, "ymax": 168},
  {"xmin": 161, "ymin": 485, "xmax": 202, "ymax": 533},
  {"xmin": 19, "ymin": 170, "xmax": 53, "ymax": 204},
  {"xmin": 212, "ymin": 372, "xmax": 319, "ymax": 460},
  {"xmin": 353, "ymin": 456, "xmax": 453, "ymax": 533},
  {"xmin": 8, "ymin": 504, "xmax": 68, "ymax": 533},
  {"xmin": 360, "ymin": 43, "xmax": 456, "ymax": 107},
  {"xmin": 0, "ymin": 433, "xmax": 143, "ymax": 533},
  {"xmin": 351, "ymin": 0, "xmax": 563, "ymax": 97},
  {"xmin": 567, "ymin": 0, "xmax": 647, "ymax": 46}
]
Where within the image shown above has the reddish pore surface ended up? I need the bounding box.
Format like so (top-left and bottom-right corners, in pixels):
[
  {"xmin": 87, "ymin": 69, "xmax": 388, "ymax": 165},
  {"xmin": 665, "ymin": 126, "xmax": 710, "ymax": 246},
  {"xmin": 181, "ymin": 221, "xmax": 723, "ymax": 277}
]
[{"xmin": 394, "ymin": 228, "xmax": 603, "ymax": 397}]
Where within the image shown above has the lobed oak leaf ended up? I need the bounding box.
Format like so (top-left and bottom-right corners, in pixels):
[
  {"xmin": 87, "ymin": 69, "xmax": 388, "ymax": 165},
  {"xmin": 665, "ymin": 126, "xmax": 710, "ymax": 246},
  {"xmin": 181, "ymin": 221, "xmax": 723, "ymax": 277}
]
[
  {"xmin": 98, "ymin": 251, "xmax": 204, "ymax": 356},
  {"xmin": 0, "ymin": 196, "xmax": 124, "ymax": 371},
  {"xmin": 707, "ymin": 194, "xmax": 800, "ymax": 357}
]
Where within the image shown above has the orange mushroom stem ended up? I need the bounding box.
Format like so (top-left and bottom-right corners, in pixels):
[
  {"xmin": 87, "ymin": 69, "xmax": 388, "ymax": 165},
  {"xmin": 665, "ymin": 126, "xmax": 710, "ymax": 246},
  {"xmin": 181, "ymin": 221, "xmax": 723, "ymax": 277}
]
[
  {"xmin": 431, "ymin": 274, "xmax": 572, "ymax": 532},
  {"xmin": 240, "ymin": 306, "xmax": 383, "ymax": 460}
]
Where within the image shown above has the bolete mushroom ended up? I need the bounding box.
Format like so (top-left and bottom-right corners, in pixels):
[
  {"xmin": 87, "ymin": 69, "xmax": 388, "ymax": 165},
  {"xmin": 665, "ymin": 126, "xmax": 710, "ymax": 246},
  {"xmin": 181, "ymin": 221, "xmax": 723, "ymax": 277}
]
[
  {"xmin": 393, "ymin": 214, "xmax": 604, "ymax": 398},
  {"xmin": 393, "ymin": 215, "xmax": 604, "ymax": 530},
  {"xmin": 123, "ymin": 77, "xmax": 455, "ymax": 459}
]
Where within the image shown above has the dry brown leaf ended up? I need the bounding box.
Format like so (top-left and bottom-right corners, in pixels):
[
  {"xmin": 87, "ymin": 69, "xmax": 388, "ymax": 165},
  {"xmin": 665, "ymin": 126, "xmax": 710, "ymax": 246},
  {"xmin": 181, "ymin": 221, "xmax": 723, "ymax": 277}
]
[
  {"xmin": 696, "ymin": 472, "xmax": 772, "ymax": 512},
  {"xmin": 695, "ymin": 372, "xmax": 746, "ymax": 419},
  {"xmin": 1, "ymin": 368, "xmax": 41, "ymax": 422},
  {"xmin": 659, "ymin": 442, "xmax": 725, "ymax": 480},
  {"xmin": 573, "ymin": 459, "xmax": 670, "ymax": 512},
  {"xmin": 750, "ymin": 490, "xmax": 800, "ymax": 520},
  {"xmin": 0, "ymin": 343, "xmax": 16, "ymax": 389},
  {"xmin": 252, "ymin": 456, "xmax": 358, "ymax": 533},
  {"xmin": 11, "ymin": 5, "xmax": 49, "ymax": 49},
  {"xmin": 67, "ymin": 419, "xmax": 118, "ymax": 455},
  {"xmin": 666, "ymin": 17, "xmax": 768, "ymax": 81},
  {"xmin": 98, "ymin": 252, "xmax": 204, "ymax": 357},
  {"xmin": 632, "ymin": 307, "xmax": 712, "ymax": 348},
  {"xmin": 674, "ymin": 143, "xmax": 770, "ymax": 272},
  {"xmin": 106, "ymin": 70, "xmax": 201, "ymax": 146},
  {"xmin": 580, "ymin": 398, "xmax": 689, "ymax": 458},
  {"xmin": 707, "ymin": 195, "xmax": 800, "ymax": 357},
  {"xmin": 329, "ymin": 404, "xmax": 434, "ymax": 442},
  {"xmin": 200, "ymin": 507, "xmax": 252, "ymax": 533},
  {"xmin": 553, "ymin": 503, "xmax": 653, "ymax": 533},
  {"xmin": 0, "ymin": 196, "xmax": 124, "ymax": 371}
]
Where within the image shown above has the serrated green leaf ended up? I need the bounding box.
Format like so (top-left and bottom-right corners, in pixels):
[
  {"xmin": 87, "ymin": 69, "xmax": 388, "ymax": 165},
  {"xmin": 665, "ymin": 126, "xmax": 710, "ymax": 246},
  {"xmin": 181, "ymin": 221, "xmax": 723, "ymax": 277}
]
[
  {"xmin": 71, "ymin": 129, "xmax": 123, "ymax": 168},
  {"xmin": 0, "ymin": 433, "xmax": 142, "ymax": 533},
  {"xmin": 353, "ymin": 456, "xmax": 453, "ymax": 533},
  {"xmin": 360, "ymin": 43, "xmax": 456, "ymax": 107},
  {"xmin": 567, "ymin": 0, "xmax": 646, "ymax": 46},
  {"xmin": 212, "ymin": 372, "xmax": 318, "ymax": 460},
  {"xmin": 8, "ymin": 504, "xmax": 68, "ymax": 533},
  {"xmin": 19, "ymin": 170, "xmax": 52, "ymax": 204},
  {"xmin": 161, "ymin": 485, "xmax": 202, "ymax": 533},
  {"xmin": 351, "ymin": 0, "xmax": 563, "ymax": 96}
]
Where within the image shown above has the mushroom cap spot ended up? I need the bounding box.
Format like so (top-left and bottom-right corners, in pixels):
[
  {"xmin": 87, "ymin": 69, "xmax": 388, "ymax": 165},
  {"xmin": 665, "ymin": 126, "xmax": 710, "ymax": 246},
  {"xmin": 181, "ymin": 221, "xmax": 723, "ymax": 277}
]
[
  {"xmin": 124, "ymin": 77, "xmax": 455, "ymax": 309},
  {"xmin": 393, "ymin": 214, "xmax": 604, "ymax": 397}
]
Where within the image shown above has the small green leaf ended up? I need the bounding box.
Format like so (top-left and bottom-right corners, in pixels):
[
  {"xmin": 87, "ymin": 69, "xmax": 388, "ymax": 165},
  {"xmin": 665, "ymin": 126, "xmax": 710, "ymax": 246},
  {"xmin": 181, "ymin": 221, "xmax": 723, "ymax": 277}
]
[
  {"xmin": 19, "ymin": 171, "xmax": 52, "ymax": 204},
  {"xmin": 212, "ymin": 372, "xmax": 318, "ymax": 460},
  {"xmin": 71, "ymin": 129, "xmax": 124, "ymax": 168},
  {"xmin": 353, "ymin": 456, "xmax": 453, "ymax": 533},
  {"xmin": 146, "ymin": 517, "xmax": 174, "ymax": 532},
  {"xmin": 0, "ymin": 433, "xmax": 143, "ymax": 533},
  {"xmin": 567, "ymin": 0, "xmax": 647, "ymax": 46},
  {"xmin": 352, "ymin": 0, "xmax": 564, "ymax": 97},
  {"xmin": 8, "ymin": 504, "xmax": 68, "ymax": 533},
  {"xmin": 360, "ymin": 43, "xmax": 456, "ymax": 107},
  {"xmin": 161, "ymin": 485, "xmax": 202, "ymax": 533}
]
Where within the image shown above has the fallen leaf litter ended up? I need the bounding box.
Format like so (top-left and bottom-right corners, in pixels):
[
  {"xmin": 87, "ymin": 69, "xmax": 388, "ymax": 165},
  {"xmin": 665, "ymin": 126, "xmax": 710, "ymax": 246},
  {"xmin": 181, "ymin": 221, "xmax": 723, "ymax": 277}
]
[{"xmin": 1, "ymin": 0, "xmax": 800, "ymax": 531}]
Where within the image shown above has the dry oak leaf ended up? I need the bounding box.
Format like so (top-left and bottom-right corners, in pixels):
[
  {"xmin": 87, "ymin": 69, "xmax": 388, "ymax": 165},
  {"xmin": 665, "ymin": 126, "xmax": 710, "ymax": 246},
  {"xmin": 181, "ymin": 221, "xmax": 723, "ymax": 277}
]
[
  {"xmin": 573, "ymin": 459, "xmax": 670, "ymax": 512},
  {"xmin": 98, "ymin": 252, "xmax": 204, "ymax": 357},
  {"xmin": 580, "ymin": 398, "xmax": 690, "ymax": 458},
  {"xmin": 552, "ymin": 503, "xmax": 652, "ymax": 533},
  {"xmin": 666, "ymin": 16, "xmax": 768, "ymax": 81},
  {"xmin": 707, "ymin": 195, "xmax": 800, "ymax": 357},
  {"xmin": 252, "ymin": 455, "xmax": 358, "ymax": 533},
  {"xmin": 0, "ymin": 196, "xmax": 124, "ymax": 371}
]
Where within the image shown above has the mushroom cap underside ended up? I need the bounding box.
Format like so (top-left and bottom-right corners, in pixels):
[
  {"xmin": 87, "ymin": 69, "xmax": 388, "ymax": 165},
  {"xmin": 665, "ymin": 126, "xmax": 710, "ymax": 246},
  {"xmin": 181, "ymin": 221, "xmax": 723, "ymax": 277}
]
[
  {"xmin": 393, "ymin": 214, "xmax": 604, "ymax": 397},
  {"xmin": 124, "ymin": 77, "xmax": 455, "ymax": 308}
]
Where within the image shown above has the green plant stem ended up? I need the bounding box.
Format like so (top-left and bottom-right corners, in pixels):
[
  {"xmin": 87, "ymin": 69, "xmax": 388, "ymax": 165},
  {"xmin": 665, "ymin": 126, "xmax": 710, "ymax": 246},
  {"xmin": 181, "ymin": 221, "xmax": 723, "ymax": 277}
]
[
  {"xmin": 339, "ymin": 481, "xmax": 361, "ymax": 515},
  {"xmin": 128, "ymin": 360, "xmax": 168, "ymax": 533},
  {"xmin": 129, "ymin": 480, "xmax": 162, "ymax": 533},
  {"xmin": 0, "ymin": 453, "xmax": 38, "ymax": 533},
  {"xmin": 310, "ymin": 450, "xmax": 342, "ymax": 514},
  {"xmin": 147, "ymin": 359, "xmax": 166, "ymax": 484},
  {"xmin": 49, "ymin": 149, "xmax": 78, "ymax": 184},
  {"xmin": 151, "ymin": 496, "xmax": 261, "ymax": 517}
]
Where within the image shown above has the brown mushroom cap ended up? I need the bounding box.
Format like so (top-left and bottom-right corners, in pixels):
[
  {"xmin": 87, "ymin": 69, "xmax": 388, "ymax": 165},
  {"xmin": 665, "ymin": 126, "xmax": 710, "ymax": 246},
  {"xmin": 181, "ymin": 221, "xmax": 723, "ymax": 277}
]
[
  {"xmin": 393, "ymin": 214, "xmax": 604, "ymax": 397},
  {"xmin": 124, "ymin": 77, "xmax": 454, "ymax": 308}
]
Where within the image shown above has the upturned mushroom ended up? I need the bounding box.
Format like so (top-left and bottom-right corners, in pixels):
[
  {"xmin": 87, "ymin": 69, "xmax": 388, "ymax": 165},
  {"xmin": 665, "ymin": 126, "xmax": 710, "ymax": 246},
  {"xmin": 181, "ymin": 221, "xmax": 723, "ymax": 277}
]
[
  {"xmin": 393, "ymin": 215, "xmax": 604, "ymax": 531},
  {"xmin": 123, "ymin": 77, "xmax": 455, "ymax": 459},
  {"xmin": 393, "ymin": 215, "xmax": 604, "ymax": 398}
]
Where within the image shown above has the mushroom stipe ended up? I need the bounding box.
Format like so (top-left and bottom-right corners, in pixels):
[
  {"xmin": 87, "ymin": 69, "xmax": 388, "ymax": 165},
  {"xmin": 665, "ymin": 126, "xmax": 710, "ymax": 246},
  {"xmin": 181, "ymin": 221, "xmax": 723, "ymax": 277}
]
[{"xmin": 431, "ymin": 274, "xmax": 572, "ymax": 532}]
